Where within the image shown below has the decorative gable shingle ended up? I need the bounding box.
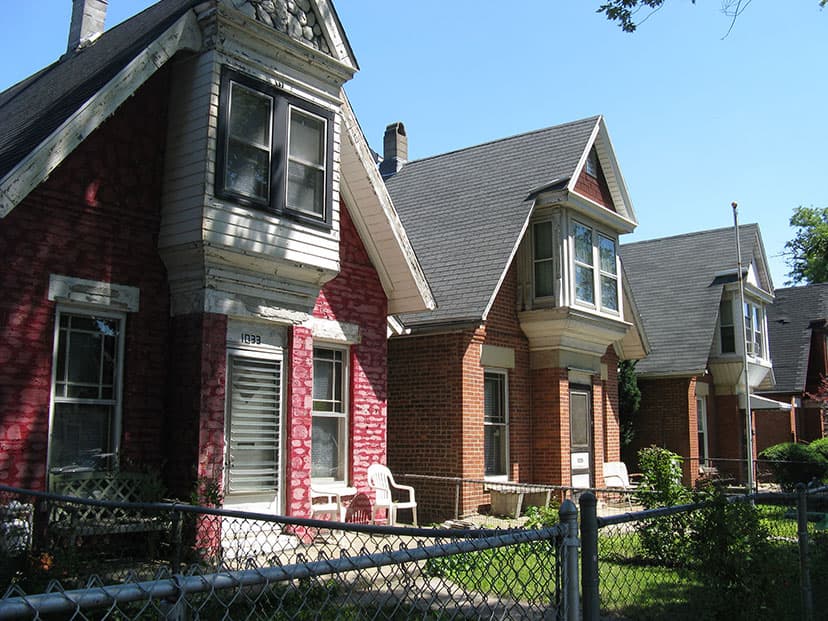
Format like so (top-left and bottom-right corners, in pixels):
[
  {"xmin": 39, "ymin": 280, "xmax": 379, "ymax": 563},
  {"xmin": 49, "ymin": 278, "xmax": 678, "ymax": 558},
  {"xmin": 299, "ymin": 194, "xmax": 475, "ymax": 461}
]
[{"xmin": 231, "ymin": 0, "xmax": 331, "ymax": 54}]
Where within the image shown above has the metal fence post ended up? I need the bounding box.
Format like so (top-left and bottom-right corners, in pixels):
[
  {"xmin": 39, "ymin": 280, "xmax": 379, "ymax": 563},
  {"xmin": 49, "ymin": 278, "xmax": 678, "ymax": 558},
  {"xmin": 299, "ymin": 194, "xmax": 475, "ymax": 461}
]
[
  {"xmin": 558, "ymin": 499, "xmax": 579, "ymax": 621},
  {"xmin": 580, "ymin": 491, "xmax": 599, "ymax": 621},
  {"xmin": 797, "ymin": 483, "xmax": 814, "ymax": 621}
]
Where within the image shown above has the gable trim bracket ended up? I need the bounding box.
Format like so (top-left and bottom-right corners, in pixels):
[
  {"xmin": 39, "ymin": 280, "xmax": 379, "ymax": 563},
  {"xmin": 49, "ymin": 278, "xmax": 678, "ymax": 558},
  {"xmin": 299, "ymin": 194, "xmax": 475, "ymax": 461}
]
[{"xmin": 0, "ymin": 10, "xmax": 203, "ymax": 219}]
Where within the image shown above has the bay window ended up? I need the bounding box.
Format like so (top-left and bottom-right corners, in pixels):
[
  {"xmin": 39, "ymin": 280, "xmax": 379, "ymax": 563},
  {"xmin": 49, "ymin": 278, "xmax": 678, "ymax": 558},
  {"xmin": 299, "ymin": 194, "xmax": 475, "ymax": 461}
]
[
  {"xmin": 572, "ymin": 221, "xmax": 619, "ymax": 313},
  {"xmin": 533, "ymin": 221, "xmax": 555, "ymax": 299},
  {"xmin": 49, "ymin": 309, "xmax": 124, "ymax": 472},
  {"xmin": 312, "ymin": 347, "xmax": 348, "ymax": 483},
  {"xmin": 744, "ymin": 302, "xmax": 765, "ymax": 358},
  {"xmin": 484, "ymin": 370, "xmax": 508, "ymax": 478},
  {"xmin": 217, "ymin": 68, "xmax": 334, "ymax": 227}
]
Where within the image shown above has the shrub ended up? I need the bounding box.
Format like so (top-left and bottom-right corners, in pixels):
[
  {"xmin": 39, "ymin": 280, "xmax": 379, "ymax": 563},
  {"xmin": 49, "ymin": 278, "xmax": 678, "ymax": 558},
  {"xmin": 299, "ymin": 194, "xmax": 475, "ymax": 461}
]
[
  {"xmin": 523, "ymin": 504, "xmax": 559, "ymax": 529},
  {"xmin": 634, "ymin": 447, "xmax": 694, "ymax": 565},
  {"xmin": 758, "ymin": 442, "xmax": 828, "ymax": 490},
  {"xmin": 809, "ymin": 437, "xmax": 828, "ymax": 464}
]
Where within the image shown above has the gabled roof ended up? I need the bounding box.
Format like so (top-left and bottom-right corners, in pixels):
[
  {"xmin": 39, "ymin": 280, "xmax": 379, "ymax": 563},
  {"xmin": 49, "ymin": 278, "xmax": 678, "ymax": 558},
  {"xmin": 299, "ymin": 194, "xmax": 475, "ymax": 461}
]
[
  {"xmin": 620, "ymin": 223, "xmax": 771, "ymax": 376},
  {"xmin": 0, "ymin": 0, "xmax": 358, "ymax": 218},
  {"xmin": 0, "ymin": 0, "xmax": 433, "ymax": 314},
  {"xmin": 766, "ymin": 283, "xmax": 828, "ymax": 393},
  {"xmin": 385, "ymin": 115, "xmax": 633, "ymax": 328}
]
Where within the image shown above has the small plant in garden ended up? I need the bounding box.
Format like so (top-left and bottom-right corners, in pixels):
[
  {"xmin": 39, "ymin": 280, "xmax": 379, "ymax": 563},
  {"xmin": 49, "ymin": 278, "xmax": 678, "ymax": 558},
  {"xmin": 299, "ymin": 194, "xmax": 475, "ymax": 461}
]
[
  {"xmin": 523, "ymin": 504, "xmax": 559, "ymax": 529},
  {"xmin": 634, "ymin": 447, "xmax": 694, "ymax": 565}
]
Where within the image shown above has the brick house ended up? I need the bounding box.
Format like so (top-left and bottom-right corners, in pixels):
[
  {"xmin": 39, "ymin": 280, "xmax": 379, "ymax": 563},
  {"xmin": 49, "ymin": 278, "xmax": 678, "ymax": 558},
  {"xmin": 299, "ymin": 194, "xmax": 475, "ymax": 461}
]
[
  {"xmin": 756, "ymin": 283, "xmax": 828, "ymax": 451},
  {"xmin": 380, "ymin": 117, "xmax": 647, "ymax": 520},
  {"xmin": 621, "ymin": 224, "xmax": 790, "ymax": 486},
  {"xmin": 0, "ymin": 0, "xmax": 434, "ymax": 517}
]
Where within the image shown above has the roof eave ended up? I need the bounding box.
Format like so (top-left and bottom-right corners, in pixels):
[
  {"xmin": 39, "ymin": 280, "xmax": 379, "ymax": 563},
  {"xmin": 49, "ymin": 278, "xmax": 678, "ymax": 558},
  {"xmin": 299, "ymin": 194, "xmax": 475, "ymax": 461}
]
[
  {"xmin": 339, "ymin": 93, "xmax": 435, "ymax": 315},
  {"xmin": 0, "ymin": 10, "xmax": 203, "ymax": 219}
]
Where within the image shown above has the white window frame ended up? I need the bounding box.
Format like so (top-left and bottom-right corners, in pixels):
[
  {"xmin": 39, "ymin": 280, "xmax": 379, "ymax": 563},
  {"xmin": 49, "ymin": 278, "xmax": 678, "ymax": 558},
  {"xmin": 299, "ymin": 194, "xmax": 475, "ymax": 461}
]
[
  {"xmin": 744, "ymin": 301, "xmax": 767, "ymax": 359},
  {"xmin": 47, "ymin": 305, "xmax": 126, "ymax": 474},
  {"xmin": 224, "ymin": 348, "xmax": 284, "ymax": 503},
  {"xmin": 719, "ymin": 297, "xmax": 736, "ymax": 354},
  {"xmin": 311, "ymin": 345, "xmax": 350, "ymax": 485},
  {"xmin": 286, "ymin": 105, "xmax": 329, "ymax": 219},
  {"xmin": 571, "ymin": 220, "xmax": 620, "ymax": 315},
  {"xmin": 697, "ymin": 396, "xmax": 709, "ymax": 468},
  {"xmin": 484, "ymin": 369, "xmax": 509, "ymax": 481},
  {"xmin": 532, "ymin": 219, "xmax": 556, "ymax": 302}
]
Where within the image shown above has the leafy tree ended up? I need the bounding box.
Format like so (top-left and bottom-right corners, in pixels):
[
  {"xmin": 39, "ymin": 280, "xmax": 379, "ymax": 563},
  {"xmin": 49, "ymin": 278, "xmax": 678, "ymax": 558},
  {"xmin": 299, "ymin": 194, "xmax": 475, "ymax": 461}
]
[
  {"xmin": 598, "ymin": 0, "xmax": 826, "ymax": 33},
  {"xmin": 618, "ymin": 359, "xmax": 641, "ymax": 446},
  {"xmin": 785, "ymin": 206, "xmax": 828, "ymax": 284}
]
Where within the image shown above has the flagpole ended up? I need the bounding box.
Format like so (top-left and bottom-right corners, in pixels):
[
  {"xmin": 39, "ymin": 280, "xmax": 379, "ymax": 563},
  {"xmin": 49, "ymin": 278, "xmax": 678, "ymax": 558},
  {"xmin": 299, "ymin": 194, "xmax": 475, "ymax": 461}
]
[{"xmin": 732, "ymin": 201, "xmax": 755, "ymax": 493}]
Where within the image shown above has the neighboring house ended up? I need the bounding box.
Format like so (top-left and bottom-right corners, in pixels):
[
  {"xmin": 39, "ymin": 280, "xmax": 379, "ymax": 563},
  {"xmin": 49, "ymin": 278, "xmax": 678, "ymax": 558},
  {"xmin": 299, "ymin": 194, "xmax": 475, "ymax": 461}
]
[
  {"xmin": 621, "ymin": 224, "xmax": 788, "ymax": 486},
  {"xmin": 757, "ymin": 283, "xmax": 828, "ymax": 451},
  {"xmin": 0, "ymin": 0, "xmax": 434, "ymax": 517},
  {"xmin": 381, "ymin": 117, "xmax": 647, "ymax": 520}
]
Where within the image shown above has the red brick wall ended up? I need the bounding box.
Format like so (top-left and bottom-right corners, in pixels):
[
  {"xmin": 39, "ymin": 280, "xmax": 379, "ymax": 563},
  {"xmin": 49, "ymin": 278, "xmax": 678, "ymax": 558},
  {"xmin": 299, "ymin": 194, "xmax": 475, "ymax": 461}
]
[
  {"xmin": 286, "ymin": 204, "xmax": 389, "ymax": 517},
  {"xmin": 712, "ymin": 393, "xmax": 744, "ymax": 481},
  {"xmin": 0, "ymin": 70, "xmax": 171, "ymax": 490},
  {"xmin": 531, "ymin": 367, "xmax": 570, "ymax": 485},
  {"xmin": 602, "ymin": 348, "xmax": 621, "ymax": 468},
  {"xmin": 573, "ymin": 167, "xmax": 616, "ymax": 212},
  {"xmin": 388, "ymin": 331, "xmax": 470, "ymax": 520},
  {"xmin": 630, "ymin": 376, "xmax": 699, "ymax": 484}
]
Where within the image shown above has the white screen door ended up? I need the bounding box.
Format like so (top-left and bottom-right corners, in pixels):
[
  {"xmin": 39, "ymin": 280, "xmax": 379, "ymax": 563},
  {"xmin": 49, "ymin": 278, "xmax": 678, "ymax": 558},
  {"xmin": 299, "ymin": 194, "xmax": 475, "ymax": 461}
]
[{"xmin": 225, "ymin": 354, "xmax": 283, "ymax": 509}]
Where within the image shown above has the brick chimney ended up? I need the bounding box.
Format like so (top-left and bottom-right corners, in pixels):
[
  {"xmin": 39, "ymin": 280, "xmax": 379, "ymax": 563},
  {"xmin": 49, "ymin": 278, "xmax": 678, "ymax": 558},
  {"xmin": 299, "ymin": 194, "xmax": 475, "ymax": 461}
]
[
  {"xmin": 379, "ymin": 122, "xmax": 407, "ymax": 179},
  {"xmin": 68, "ymin": 0, "xmax": 108, "ymax": 52}
]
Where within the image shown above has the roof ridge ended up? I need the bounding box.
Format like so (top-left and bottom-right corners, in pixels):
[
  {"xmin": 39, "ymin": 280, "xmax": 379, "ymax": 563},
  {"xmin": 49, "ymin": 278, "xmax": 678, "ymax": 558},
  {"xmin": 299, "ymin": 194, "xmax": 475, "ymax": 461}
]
[
  {"xmin": 621, "ymin": 222, "xmax": 759, "ymax": 248},
  {"xmin": 398, "ymin": 115, "xmax": 601, "ymax": 169}
]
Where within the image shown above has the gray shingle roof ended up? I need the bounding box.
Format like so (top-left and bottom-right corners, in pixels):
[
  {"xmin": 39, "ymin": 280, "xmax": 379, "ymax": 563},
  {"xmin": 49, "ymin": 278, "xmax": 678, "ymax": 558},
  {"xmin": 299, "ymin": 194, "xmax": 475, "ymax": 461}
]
[
  {"xmin": 620, "ymin": 224, "xmax": 767, "ymax": 376},
  {"xmin": 0, "ymin": 0, "xmax": 198, "ymax": 179},
  {"xmin": 766, "ymin": 283, "xmax": 828, "ymax": 393},
  {"xmin": 384, "ymin": 116, "xmax": 601, "ymax": 327}
]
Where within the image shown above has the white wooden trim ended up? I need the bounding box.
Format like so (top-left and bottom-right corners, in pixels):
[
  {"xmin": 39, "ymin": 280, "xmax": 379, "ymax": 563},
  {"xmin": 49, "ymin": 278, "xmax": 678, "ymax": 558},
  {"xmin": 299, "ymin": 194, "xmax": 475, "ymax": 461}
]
[
  {"xmin": 0, "ymin": 11, "xmax": 202, "ymax": 218},
  {"xmin": 48, "ymin": 274, "xmax": 140, "ymax": 312}
]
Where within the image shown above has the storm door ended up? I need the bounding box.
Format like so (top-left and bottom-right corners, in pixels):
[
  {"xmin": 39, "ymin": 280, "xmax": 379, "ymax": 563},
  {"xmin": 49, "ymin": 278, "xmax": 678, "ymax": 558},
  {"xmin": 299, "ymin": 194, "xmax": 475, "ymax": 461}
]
[
  {"xmin": 570, "ymin": 387, "xmax": 593, "ymax": 488},
  {"xmin": 225, "ymin": 352, "xmax": 283, "ymax": 511}
]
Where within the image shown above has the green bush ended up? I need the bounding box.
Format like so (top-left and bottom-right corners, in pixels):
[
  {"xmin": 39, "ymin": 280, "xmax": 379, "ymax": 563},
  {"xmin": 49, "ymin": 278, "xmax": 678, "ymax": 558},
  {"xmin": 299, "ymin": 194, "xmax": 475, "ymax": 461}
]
[
  {"xmin": 809, "ymin": 437, "xmax": 828, "ymax": 463},
  {"xmin": 523, "ymin": 504, "xmax": 559, "ymax": 529},
  {"xmin": 634, "ymin": 447, "xmax": 694, "ymax": 565},
  {"xmin": 688, "ymin": 490, "xmax": 784, "ymax": 619},
  {"xmin": 758, "ymin": 442, "xmax": 828, "ymax": 490}
]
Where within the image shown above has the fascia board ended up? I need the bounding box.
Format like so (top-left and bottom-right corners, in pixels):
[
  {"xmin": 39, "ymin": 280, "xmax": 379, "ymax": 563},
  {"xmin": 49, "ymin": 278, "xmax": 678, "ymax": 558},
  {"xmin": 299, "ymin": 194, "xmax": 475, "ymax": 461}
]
[
  {"xmin": 0, "ymin": 10, "xmax": 202, "ymax": 219},
  {"xmin": 339, "ymin": 93, "xmax": 435, "ymax": 314},
  {"xmin": 480, "ymin": 200, "xmax": 535, "ymax": 323},
  {"xmin": 565, "ymin": 193, "xmax": 637, "ymax": 234}
]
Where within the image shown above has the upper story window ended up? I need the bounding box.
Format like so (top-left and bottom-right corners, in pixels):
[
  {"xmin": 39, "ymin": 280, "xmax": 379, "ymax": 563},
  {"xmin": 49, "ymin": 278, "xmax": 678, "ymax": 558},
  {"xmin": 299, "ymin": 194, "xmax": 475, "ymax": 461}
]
[
  {"xmin": 216, "ymin": 68, "xmax": 334, "ymax": 227},
  {"xmin": 744, "ymin": 301, "xmax": 765, "ymax": 358},
  {"xmin": 719, "ymin": 298, "xmax": 736, "ymax": 353},
  {"xmin": 717, "ymin": 295, "xmax": 767, "ymax": 359},
  {"xmin": 533, "ymin": 221, "xmax": 555, "ymax": 300},
  {"xmin": 585, "ymin": 149, "xmax": 599, "ymax": 177},
  {"xmin": 573, "ymin": 221, "xmax": 619, "ymax": 313}
]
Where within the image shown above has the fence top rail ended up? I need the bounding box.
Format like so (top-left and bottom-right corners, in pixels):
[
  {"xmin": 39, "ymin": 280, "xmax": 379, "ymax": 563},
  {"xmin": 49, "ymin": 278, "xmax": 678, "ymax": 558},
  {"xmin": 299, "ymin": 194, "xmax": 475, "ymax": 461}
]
[{"xmin": 0, "ymin": 483, "xmax": 541, "ymax": 538}]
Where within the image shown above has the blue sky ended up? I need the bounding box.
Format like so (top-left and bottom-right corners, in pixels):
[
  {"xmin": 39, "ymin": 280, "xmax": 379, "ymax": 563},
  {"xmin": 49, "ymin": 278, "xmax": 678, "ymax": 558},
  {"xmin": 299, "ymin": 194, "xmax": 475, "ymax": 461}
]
[{"xmin": 1, "ymin": 1, "xmax": 825, "ymax": 287}]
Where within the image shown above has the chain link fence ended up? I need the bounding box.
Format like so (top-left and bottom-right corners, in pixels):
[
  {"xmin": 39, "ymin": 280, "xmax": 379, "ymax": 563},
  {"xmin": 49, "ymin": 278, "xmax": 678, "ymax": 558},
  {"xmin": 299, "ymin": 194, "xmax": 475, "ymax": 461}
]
[
  {"xmin": 580, "ymin": 484, "xmax": 828, "ymax": 621},
  {"xmin": 0, "ymin": 484, "xmax": 577, "ymax": 620}
]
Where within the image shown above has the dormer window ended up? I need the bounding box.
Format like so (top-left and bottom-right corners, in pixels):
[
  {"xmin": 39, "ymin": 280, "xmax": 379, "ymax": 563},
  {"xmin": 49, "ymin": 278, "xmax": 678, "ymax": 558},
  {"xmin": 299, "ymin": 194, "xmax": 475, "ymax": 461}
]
[
  {"xmin": 216, "ymin": 68, "xmax": 334, "ymax": 227},
  {"xmin": 585, "ymin": 149, "xmax": 599, "ymax": 177},
  {"xmin": 719, "ymin": 298, "xmax": 736, "ymax": 353},
  {"xmin": 744, "ymin": 301, "xmax": 765, "ymax": 358},
  {"xmin": 573, "ymin": 221, "xmax": 619, "ymax": 312}
]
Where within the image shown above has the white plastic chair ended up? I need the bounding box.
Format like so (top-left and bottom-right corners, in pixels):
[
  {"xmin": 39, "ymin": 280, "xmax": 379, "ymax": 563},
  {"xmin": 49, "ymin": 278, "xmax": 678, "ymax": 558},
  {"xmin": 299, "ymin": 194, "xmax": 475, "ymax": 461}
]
[
  {"xmin": 309, "ymin": 486, "xmax": 344, "ymax": 521},
  {"xmin": 367, "ymin": 464, "xmax": 417, "ymax": 526},
  {"xmin": 603, "ymin": 462, "xmax": 642, "ymax": 507}
]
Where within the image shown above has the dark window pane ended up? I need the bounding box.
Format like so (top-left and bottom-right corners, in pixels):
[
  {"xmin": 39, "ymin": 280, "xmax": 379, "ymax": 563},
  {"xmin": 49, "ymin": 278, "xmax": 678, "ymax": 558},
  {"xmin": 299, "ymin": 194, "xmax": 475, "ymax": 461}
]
[
  {"xmin": 601, "ymin": 275, "xmax": 618, "ymax": 311},
  {"xmin": 50, "ymin": 403, "xmax": 113, "ymax": 470},
  {"xmin": 574, "ymin": 224, "xmax": 593, "ymax": 265},
  {"xmin": 533, "ymin": 222, "xmax": 554, "ymax": 260},
  {"xmin": 225, "ymin": 141, "xmax": 270, "ymax": 200},
  {"xmin": 229, "ymin": 84, "xmax": 272, "ymax": 148},
  {"xmin": 534, "ymin": 261, "xmax": 554, "ymax": 298},
  {"xmin": 599, "ymin": 235, "xmax": 616, "ymax": 274},
  {"xmin": 287, "ymin": 161, "xmax": 324, "ymax": 215},
  {"xmin": 575, "ymin": 265, "xmax": 594, "ymax": 304}
]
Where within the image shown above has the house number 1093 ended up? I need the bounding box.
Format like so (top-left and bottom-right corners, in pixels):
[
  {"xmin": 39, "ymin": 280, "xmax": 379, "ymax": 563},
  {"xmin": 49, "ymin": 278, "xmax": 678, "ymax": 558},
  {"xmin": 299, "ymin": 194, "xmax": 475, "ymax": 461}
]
[{"xmin": 240, "ymin": 333, "xmax": 262, "ymax": 345}]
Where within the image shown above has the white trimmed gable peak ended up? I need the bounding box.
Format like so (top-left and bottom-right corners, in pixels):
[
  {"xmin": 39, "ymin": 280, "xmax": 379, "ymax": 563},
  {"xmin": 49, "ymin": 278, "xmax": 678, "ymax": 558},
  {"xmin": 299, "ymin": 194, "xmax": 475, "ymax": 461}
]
[{"xmin": 225, "ymin": 0, "xmax": 357, "ymax": 70}]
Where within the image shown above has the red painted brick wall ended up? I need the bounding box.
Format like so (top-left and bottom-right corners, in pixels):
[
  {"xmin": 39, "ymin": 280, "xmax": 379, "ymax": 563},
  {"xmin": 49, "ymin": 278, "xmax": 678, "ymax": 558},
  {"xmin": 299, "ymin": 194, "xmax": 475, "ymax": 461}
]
[
  {"xmin": 602, "ymin": 348, "xmax": 621, "ymax": 470},
  {"xmin": 532, "ymin": 367, "xmax": 570, "ymax": 485},
  {"xmin": 286, "ymin": 204, "xmax": 389, "ymax": 517},
  {"xmin": 0, "ymin": 70, "xmax": 172, "ymax": 490}
]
